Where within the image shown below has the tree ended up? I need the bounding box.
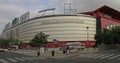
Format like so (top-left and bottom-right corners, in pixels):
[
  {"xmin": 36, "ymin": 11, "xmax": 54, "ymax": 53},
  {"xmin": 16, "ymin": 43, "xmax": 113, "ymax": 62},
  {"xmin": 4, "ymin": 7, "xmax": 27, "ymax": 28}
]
[
  {"xmin": 110, "ymin": 26, "xmax": 120, "ymax": 44},
  {"xmin": 12, "ymin": 39, "xmax": 23, "ymax": 46},
  {"xmin": 29, "ymin": 32, "xmax": 49, "ymax": 47},
  {"xmin": 0, "ymin": 38, "xmax": 6, "ymax": 48},
  {"xmin": 0, "ymin": 38, "xmax": 13, "ymax": 48},
  {"xmin": 0, "ymin": 38, "xmax": 23, "ymax": 48},
  {"xmin": 95, "ymin": 26, "xmax": 120, "ymax": 45},
  {"xmin": 94, "ymin": 30, "xmax": 104, "ymax": 45}
]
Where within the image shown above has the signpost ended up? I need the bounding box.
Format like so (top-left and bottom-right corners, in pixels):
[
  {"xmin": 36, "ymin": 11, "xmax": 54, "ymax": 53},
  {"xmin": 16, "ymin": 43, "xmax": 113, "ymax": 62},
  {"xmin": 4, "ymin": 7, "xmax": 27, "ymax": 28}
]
[
  {"xmin": 52, "ymin": 39, "xmax": 58, "ymax": 56},
  {"xmin": 52, "ymin": 39, "xmax": 58, "ymax": 44}
]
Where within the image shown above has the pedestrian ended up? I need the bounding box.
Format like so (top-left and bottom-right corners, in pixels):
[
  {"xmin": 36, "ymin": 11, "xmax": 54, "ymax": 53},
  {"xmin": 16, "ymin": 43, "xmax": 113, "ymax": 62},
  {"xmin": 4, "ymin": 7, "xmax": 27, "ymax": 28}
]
[{"xmin": 66, "ymin": 45, "xmax": 69, "ymax": 55}]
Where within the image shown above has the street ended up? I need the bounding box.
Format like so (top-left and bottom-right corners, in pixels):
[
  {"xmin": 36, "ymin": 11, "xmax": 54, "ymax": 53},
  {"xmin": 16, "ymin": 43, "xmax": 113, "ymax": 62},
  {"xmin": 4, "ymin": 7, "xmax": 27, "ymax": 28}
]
[
  {"xmin": 39, "ymin": 57, "xmax": 120, "ymax": 63},
  {"xmin": 0, "ymin": 50, "xmax": 120, "ymax": 63},
  {"xmin": 0, "ymin": 52, "xmax": 40, "ymax": 63}
]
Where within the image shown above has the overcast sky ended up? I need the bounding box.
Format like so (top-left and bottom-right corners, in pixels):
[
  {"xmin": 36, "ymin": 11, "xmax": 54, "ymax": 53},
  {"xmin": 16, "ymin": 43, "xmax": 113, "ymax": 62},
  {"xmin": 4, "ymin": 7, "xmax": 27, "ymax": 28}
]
[{"xmin": 0, "ymin": 0, "xmax": 120, "ymax": 34}]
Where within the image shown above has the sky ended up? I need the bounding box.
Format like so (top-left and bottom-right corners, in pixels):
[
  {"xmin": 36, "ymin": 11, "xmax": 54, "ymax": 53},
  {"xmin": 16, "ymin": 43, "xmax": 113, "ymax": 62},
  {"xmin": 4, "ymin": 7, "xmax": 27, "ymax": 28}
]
[{"xmin": 0, "ymin": 0, "xmax": 120, "ymax": 34}]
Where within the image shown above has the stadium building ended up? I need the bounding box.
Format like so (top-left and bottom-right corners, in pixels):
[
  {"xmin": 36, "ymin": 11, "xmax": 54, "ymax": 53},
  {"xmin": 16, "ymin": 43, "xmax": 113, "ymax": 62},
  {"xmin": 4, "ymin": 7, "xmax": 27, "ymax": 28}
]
[{"xmin": 2, "ymin": 5, "xmax": 120, "ymax": 48}]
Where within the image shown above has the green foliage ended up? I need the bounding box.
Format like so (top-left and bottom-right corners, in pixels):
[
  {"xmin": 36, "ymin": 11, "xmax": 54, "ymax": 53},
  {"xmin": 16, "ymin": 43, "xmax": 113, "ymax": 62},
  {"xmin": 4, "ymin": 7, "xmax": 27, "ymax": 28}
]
[
  {"xmin": 0, "ymin": 39, "xmax": 13, "ymax": 46},
  {"xmin": 95, "ymin": 26, "xmax": 120, "ymax": 45},
  {"xmin": 12, "ymin": 39, "xmax": 23, "ymax": 46},
  {"xmin": 0, "ymin": 38, "xmax": 23, "ymax": 47},
  {"xmin": 29, "ymin": 32, "xmax": 49, "ymax": 47},
  {"xmin": 94, "ymin": 30, "xmax": 103, "ymax": 44}
]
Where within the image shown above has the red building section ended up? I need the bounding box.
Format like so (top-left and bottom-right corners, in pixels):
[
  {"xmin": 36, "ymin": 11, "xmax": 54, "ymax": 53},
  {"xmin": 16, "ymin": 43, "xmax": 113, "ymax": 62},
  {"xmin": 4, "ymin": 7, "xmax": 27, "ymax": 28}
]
[
  {"xmin": 101, "ymin": 17, "xmax": 120, "ymax": 30},
  {"xmin": 81, "ymin": 5, "xmax": 120, "ymax": 30},
  {"xmin": 79, "ymin": 5, "xmax": 120, "ymax": 48}
]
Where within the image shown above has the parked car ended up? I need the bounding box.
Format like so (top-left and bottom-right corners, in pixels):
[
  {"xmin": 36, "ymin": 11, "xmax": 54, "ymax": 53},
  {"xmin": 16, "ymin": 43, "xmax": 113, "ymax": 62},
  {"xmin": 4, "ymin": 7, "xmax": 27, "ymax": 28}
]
[{"xmin": 0, "ymin": 48, "xmax": 4, "ymax": 52}]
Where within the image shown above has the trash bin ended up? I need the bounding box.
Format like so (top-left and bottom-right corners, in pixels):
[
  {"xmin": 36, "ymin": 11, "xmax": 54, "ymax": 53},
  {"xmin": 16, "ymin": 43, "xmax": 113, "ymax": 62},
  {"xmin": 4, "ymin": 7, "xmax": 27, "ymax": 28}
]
[{"xmin": 52, "ymin": 50, "xmax": 55, "ymax": 56}]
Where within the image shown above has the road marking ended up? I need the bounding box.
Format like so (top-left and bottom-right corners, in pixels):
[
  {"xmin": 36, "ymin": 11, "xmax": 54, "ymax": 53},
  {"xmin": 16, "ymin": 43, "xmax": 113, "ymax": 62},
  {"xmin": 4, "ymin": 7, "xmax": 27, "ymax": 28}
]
[
  {"xmin": 99, "ymin": 54, "xmax": 115, "ymax": 59},
  {"xmin": 23, "ymin": 57, "xmax": 41, "ymax": 61},
  {"xmin": 88, "ymin": 53, "xmax": 104, "ymax": 58},
  {"xmin": 22, "ymin": 57, "xmax": 33, "ymax": 60},
  {"xmin": 14, "ymin": 57, "xmax": 25, "ymax": 61},
  {"xmin": 21, "ymin": 57, "xmax": 29, "ymax": 60},
  {"xmin": 108, "ymin": 54, "xmax": 120, "ymax": 59},
  {"xmin": 0, "ymin": 59, "xmax": 8, "ymax": 63},
  {"xmin": 93, "ymin": 54, "xmax": 109, "ymax": 58},
  {"xmin": 6, "ymin": 58, "xmax": 17, "ymax": 62},
  {"xmin": 117, "ymin": 58, "xmax": 120, "ymax": 60},
  {"xmin": 89, "ymin": 53, "xmax": 105, "ymax": 58}
]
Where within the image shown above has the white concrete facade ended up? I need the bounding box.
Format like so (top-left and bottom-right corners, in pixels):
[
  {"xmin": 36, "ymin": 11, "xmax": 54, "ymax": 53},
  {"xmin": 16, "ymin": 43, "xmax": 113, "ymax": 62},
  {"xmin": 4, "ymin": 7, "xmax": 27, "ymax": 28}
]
[{"xmin": 2, "ymin": 14, "xmax": 96, "ymax": 43}]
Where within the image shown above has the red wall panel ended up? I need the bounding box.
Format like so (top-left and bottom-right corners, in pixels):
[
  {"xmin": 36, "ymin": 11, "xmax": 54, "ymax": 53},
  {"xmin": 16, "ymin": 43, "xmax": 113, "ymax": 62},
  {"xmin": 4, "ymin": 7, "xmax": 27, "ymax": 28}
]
[{"xmin": 101, "ymin": 17, "xmax": 120, "ymax": 30}]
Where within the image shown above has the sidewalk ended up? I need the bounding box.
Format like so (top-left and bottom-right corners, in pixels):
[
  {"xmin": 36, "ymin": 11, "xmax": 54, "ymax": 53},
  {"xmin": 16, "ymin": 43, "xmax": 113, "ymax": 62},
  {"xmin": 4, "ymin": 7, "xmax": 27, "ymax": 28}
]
[
  {"xmin": 9, "ymin": 50, "xmax": 78, "ymax": 58},
  {"xmin": 9, "ymin": 48, "xmax": 99, "ymax": 59}
]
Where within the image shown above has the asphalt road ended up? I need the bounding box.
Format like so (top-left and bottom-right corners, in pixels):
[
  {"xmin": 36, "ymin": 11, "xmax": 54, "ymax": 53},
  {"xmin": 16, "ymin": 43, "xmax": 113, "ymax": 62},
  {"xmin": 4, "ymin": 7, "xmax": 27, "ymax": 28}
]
[
  {"xmin": 0, "ymin": 52, "xmax": 40, "ymax": 63},
  {"xmin": 37, "ymin": 56, "xmax": 120, "ymax": 63},
  {"xmin": 0, "ymin": 51, "xmax": 120, "ymax": 63}
]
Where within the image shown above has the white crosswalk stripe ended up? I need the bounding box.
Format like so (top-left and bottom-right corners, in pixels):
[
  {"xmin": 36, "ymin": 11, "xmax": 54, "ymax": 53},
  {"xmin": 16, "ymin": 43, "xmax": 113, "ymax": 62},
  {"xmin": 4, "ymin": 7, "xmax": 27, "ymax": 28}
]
[
  {"xmin": 22, "ymin": 57, "xmax": 40, "ymax": 60},
  {"xmin": 93, "ymin": 54, "xmax": 109, "ymax": 58},
  {"xmin": 14, "ymin": 57, "xmax": 25, "ymax": 61},
  {"xmin": 22, "ymin": 57, "xmax": 32, "ymax": 60},
  {"xmin": 117, "ymin": 58, "xmax": 120, "ymax": 60},
  {"xmin": 82, "ymin": 53, "xmax": 120, "ymax": 60},
  {"xmin": 0, "ymin": 57, "xmax": 39, "ymax": 63},
  {"xmin": 88, "ymin": 53, "xmax": 104, "ymax": 58},
  {"xmin": 99, "ymin": 54, "xmax": 115, "ymax": 59},
  {"xmin": 0, "ymin": 59, "xmax": 8, "ymax": 63},
  {"xmin": 6, "ymin": 58, "xmax": 17, "ymax": 62},
  {"xmin": 108, "ymin": 54, "xmax": 120, "ymax": 59}
]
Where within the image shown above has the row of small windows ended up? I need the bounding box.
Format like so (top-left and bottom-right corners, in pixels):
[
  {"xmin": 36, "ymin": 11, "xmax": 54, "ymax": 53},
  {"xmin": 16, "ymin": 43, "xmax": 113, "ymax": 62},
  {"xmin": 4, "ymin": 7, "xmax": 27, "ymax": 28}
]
[
  {"xmin": 3, "ymin": 16, "xmax": 95, "ymax": 31},
  {"xmin": 19, "ymin": 28, "xmax": 96, "ymax": 33},
  {"xmin": 20, "ymin": 37, "xmax": 95, "ymax": 42},
  {"xmin": 41, "ymin": 19, "xmax": 84, "ymax": 25},
  {"xmin": 20, "ymin": 25, "xmax": 95, "ymax": 32},
  {"xmin": 19, "ymin": 29, "xmax": 96, "ymax": 36},
  {"xmin": 24, "ymin": 19, "xmax": 86, "ymax": 25},
  {"xmin": 21, "ymin": 21, "xmax": 95, "ymax": 30},
  {"xmin": 20, "ymin": 19, "xmax": 95, "ymax": 30},
  {"xmin": 19, "ymin": 32, "xmax": 95, "ymax": 38},
  {"xmin": 19, "ymin": 25, "xmax": 96, "ymax": 33},
  {"xmin": 19, "ymin": 35, "xmax": 95, "ymax": 40}
]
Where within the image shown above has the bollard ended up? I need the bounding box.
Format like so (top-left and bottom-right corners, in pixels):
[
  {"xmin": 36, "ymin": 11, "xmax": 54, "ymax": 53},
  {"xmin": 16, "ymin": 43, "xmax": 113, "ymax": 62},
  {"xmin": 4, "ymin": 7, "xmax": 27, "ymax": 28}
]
[
  {"xmin": 63, "ymin": 50, "xmax": 66, "ymax": 54},
  {"xmin": 52, "ymin": 50, "xmax": 55, "ymax": 56},
  {"xmin": 37, "ymin": 52, "xmax": 40, "ymax": 56}
]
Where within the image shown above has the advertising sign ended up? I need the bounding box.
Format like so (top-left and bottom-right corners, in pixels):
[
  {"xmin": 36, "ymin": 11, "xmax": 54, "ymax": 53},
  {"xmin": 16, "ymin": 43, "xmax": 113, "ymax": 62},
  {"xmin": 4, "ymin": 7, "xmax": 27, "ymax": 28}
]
[{"xmin": 20, "ymin": 11, "xmax": 30, "ymax": 23}]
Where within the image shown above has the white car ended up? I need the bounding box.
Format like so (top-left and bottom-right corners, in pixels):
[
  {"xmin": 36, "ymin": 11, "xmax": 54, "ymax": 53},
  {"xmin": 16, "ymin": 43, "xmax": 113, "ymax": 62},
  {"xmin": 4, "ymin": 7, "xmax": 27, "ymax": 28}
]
[{"xmin": 0, "ymin": 48, "xmax": 4, "ymax": 52}]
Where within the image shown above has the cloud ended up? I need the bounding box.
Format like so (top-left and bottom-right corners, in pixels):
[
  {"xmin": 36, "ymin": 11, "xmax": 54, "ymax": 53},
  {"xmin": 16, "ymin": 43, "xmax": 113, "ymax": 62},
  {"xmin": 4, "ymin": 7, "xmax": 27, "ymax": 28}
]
[
  {"xmin": 0, "ymin": 19, "xmax": 9, "ymax": 33},
  {"xmin": 0, "ymin": 5, "xmax": 26, "ymax": 18},
  {"xmin": 0, "ymin": 0, "xmax": 120, "ymax": 34},
  {"xmin": 0, "ymin": 0, "xmax": 50, "ymax": 34},
  {"xmin": 51, "ymin": 0, "xmax": 120, "ymax": 13},
  {"xmin": 0, "ymin": 5, "xmax": 26, "ymax": 33}
]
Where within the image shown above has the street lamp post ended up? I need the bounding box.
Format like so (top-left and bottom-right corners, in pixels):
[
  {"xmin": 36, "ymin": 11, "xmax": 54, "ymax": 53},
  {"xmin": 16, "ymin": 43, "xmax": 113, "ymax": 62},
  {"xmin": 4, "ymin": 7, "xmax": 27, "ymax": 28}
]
[
  {"xmin": 86, "ymin": 27, "xmax": 89, "ymax": 50},
  {"xmin": 86, "ymin": 27, "xmax": 89, "ymax": 42}
]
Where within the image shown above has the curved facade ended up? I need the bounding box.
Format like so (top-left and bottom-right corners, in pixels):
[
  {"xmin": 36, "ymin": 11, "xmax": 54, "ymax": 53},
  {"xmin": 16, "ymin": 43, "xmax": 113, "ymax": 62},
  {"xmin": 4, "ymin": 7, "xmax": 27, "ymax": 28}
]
[{"xmin": 3, "ymin": 14, "xmax": 96, "ymax": 43}]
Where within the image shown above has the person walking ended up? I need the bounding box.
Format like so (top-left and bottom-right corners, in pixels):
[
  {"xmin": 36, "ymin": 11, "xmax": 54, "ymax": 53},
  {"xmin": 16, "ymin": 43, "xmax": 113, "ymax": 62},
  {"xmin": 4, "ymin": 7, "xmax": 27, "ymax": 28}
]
[{"xmin": 66, "ymin": 45, "xmax": 69, "ymax": 55}]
